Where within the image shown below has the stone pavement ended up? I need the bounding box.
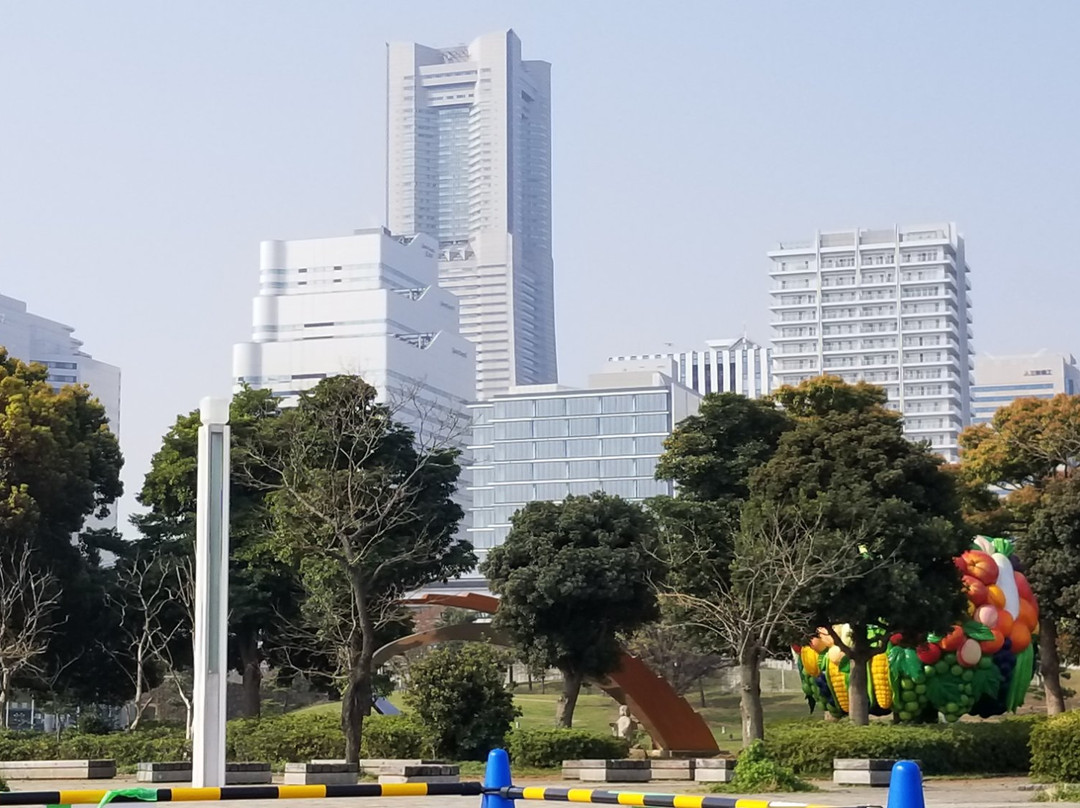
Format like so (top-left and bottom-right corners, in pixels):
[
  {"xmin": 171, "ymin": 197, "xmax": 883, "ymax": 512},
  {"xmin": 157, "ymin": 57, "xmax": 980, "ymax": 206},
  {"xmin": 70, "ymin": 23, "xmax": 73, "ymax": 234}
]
[{"xmin": 0, "ymin": 775, "xmax": 1072, "ymax": 808}]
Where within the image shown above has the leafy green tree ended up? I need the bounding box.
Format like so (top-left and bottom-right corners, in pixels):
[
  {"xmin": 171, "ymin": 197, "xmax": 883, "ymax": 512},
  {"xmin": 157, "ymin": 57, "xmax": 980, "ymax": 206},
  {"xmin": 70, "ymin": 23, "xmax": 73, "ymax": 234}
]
[
  {"xmin": 0, "ymin": 349, "xmax": 125, "ymax": 704},
  {"xmin": 403, "ymin": 643, "xmax": 519, "ymax": 760},
  {"xmin": 256, "ymin": 375, "xmax": 473, "ymax": 763},
  {"xmin": 748, "ymin": 377, "xmax": 968, "ymax": 725},
  {"xmin": 481, "ymin": 493, "xmax": 660, "ymax": 727},
  {"xmin": 655, "ymin": 393, "xmax": 791, "ymax": 507},
  {"xmin": 135, "ymin": 386, "xmax": 302, "ymax": 717},
  {"xmin": 1020, "ymin": 477, "xmax": 1080, "ymax": 714}
]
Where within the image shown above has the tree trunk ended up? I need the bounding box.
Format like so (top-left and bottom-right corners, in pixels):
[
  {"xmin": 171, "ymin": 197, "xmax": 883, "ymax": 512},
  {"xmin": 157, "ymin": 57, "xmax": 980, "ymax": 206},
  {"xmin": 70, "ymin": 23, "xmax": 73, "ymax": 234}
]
[
  {"xmin": 341, "ymin": 672, "xmax": 372, "ymax": 764},
  {"xmin": 847, "ymin": 653, "xmax": 870, "ymax": 726},
  {"xmin": 238, "ymin": 632, "xmax": 262, "ymax": 718},
  {"xmin": 1040, "ymin": 618, "xmax": 1067, "ymax": 715},
  {"xmin": 556, "ymin": 668, "xmax": 584, "ymax": 728},
  {"xmin": 699, "ymin": 679, "xmax": 707, "ymax": 709},
  {"xmin": 342, "ymin": 569, "xmax": 376, "ymax": 764},
  {"xmin": 738, "ymin": 646, "xmax": 764, "ymax": 745},
  {"xmin": 0, "ymin": 676, "xmax": 8, "ymax": 729}
]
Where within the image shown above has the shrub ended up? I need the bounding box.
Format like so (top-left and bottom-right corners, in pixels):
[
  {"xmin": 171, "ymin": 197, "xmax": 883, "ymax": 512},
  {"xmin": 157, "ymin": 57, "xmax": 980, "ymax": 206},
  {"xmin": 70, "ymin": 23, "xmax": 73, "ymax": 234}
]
[
  {"xmin": 227, "ymin": 713, "xmax": 342, "ymax": 766},
  {"xmin": 360, "ymin": 715, "xmax": 430, "ymax": 759},
  {"xmin": 404, "ymin": 644, "xmax": 519, "ymax": 761},
  {"xmin": 1031, "ymin": 711, "xmax": 1080, "ymax": 782},
  {"xmin": 0, "ymin": 727, "xmax": 189, "ymax": 767},
  {"xmin": 506, "ymin": 728, "xmax": 630, "ymax": 768},
  {"xmin": 713, "ymin": 741, "xmax": 812, "ymax": 793},
  {"xmin": 0, "ymin": 775, "xmax": 7, "ymax": 793},
  {"xmin": 764, "ymin": 717, "xmax": 1039, "ymax": 776}
]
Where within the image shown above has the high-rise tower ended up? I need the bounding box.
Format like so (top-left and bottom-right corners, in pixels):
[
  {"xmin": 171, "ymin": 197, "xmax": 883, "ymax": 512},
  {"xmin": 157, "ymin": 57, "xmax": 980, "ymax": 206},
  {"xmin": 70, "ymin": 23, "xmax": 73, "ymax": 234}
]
[{"xmin": 387, "ymin": 29, "xmax": 556, "ymax": 398}]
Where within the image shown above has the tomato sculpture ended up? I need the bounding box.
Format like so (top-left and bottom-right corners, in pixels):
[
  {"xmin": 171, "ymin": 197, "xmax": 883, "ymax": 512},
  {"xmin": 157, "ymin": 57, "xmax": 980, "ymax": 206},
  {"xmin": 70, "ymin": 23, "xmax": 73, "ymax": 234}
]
[{"xmin": 793, "ymin": 536, "xmax": 1038, "ymax": 722}]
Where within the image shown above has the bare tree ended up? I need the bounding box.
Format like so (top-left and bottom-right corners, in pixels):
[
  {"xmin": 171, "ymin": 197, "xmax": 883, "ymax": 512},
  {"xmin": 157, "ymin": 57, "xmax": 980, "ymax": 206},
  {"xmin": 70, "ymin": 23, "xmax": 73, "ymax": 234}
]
[
  {"xmin": 655, "ymin": 509, "xmax": 873, "ymax": 744},
  {"xmin": 242, "ymin": 376, "xmax": 474, "ymax": 763},
  {"xmin": 108, "ymin": 550, "xmax": 190, "ymax": 730},
  {"xmin": 0, "ymin": 544, "xmax": 61, "ymax": 726}
]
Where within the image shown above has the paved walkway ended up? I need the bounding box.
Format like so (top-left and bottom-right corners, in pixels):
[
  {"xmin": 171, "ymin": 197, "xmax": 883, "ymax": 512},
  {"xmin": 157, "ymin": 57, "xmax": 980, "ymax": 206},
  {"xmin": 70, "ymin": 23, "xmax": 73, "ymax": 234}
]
[{"xmin": 0, "ymin": 776, "xmax": 1071, "ymax": 808}]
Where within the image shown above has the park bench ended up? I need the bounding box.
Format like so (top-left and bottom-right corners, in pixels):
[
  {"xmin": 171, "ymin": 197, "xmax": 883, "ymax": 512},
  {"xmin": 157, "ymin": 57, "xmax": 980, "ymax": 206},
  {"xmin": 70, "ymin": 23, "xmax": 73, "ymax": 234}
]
[{"xmin": 0, "ymin": 760, "xmax": 116, "ymax": 780}]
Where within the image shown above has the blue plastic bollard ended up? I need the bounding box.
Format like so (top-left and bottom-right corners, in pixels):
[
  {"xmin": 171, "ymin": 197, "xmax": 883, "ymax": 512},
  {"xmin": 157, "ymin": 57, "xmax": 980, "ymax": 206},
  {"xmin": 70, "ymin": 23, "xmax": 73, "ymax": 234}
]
[
  {"xmin": 482, "ymin": 748, "xmax": 514, "ymax": 808},
  {"xmin": 887, "ymin": 760, "xmax": 925, "ymax": 808}
]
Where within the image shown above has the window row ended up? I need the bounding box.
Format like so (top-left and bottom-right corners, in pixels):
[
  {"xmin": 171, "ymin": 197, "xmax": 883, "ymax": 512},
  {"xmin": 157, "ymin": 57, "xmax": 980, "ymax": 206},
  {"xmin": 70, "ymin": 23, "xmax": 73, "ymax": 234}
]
[
  {"xmin": 493, "ymin": 414, "xmax": 669, "ymax": 440},
  {"xmin": 489, "ymin": 457, "xmax": 659, "ymax": 482},
  {"xmin": 478, "ymin": 478, "xmax": 672, "ymax": 514},
  {"xmin": 494, "ymin": 393, "xmax": 668, "ymax": 419}
]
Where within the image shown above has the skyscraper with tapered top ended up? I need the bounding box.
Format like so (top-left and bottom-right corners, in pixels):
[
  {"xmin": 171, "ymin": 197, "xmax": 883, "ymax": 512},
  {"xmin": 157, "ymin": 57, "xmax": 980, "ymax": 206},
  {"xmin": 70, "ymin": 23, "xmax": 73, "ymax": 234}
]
[{"xmin": 387, "ymin": 29, "xmax": 556, "ymax": 399}]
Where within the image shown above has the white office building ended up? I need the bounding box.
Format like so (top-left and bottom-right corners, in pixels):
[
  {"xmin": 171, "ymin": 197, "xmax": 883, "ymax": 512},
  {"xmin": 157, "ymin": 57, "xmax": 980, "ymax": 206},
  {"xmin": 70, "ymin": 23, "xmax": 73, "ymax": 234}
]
[
  {"xmin": 971, "ymin": 351, "xmax": 1080, "ymax": 425},
  {"xmin": 768, "ymin": 223, "xmax": 974, "ymax": 461},
  {"xmin": 232, "ymin": 228, "xmax": 475, "ymax": 449},
  {"xmin": 0, "ymin": 293, "xmax": 122, "ymax": 529},
  {"xmin": 387, "ymin": 30, "xmax": 557, "ymax": 398},
  {"xmin": 606, "ymin": 336, "xmax": 772, "ymax": 398},
  {"xmin": 467, "ymin": 364, "xmax": 700, "ymax": 568}
]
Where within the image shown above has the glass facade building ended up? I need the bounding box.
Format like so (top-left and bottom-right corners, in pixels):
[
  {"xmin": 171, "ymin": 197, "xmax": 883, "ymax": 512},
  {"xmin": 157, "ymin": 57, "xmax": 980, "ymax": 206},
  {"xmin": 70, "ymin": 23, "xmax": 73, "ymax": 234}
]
[{"xmin": 467, "ymin": 372, "xmax": 701, "ymax": 568}]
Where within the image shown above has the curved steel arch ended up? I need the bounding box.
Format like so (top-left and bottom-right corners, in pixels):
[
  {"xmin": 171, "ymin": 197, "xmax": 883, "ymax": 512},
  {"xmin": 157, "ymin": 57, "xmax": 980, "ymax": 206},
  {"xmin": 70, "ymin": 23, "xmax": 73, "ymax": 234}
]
[{"xmin": 381, "ymin": 593, "xmax": 719, "ymax": 755}]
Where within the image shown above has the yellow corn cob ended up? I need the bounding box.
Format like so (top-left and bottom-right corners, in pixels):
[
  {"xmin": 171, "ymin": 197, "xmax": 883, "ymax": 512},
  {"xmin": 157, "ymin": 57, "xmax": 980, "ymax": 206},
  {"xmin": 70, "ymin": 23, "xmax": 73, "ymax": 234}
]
[
  {"xmin": 800, "ymin": 646, "xmax": 821, "ymax": 677},
  {"xmin": 871, "ymin": 653, "xmax": 892, "ymax": 710},
  {"xmin": 827, "ymin": 657, "xmax": 850, "ymax": 713}
]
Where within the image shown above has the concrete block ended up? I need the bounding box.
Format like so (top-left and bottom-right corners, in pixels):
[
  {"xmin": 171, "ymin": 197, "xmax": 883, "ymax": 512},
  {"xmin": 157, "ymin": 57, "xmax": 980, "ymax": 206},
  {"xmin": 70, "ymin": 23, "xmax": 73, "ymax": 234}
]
[
  {"xmin": 0, "ymin": 760, "xmax": 116, "ymax": 780},
  {"xmin": 694, "ymin": 758, "xmax": 736, "ymax": 783},
  {"xmin": 284, "ymin": 762, "xmax": 359, "ymax": 785}
]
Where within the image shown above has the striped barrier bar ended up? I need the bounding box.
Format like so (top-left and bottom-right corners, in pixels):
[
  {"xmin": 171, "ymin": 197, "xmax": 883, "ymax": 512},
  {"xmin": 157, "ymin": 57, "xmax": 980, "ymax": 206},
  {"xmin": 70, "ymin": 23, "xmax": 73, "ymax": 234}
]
[
  {"xmin": 0, "ymin": 782, "xmax": 485, "ymax": 806},
  {"xmin": 498, "ymin": 788, "xmax": 878, "ymax": 808}
]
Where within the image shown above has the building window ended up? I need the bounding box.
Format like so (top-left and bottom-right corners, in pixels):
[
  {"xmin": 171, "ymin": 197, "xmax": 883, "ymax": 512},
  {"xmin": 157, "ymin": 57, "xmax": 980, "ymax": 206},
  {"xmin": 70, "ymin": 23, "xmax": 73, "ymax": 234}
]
[
  {"xmin": 568, "ymin": 418, "xmax": 600, "ymax": 437},
  {"xmin": 566, "ymin": 396, "xmax": 601, "ymax": 415}
]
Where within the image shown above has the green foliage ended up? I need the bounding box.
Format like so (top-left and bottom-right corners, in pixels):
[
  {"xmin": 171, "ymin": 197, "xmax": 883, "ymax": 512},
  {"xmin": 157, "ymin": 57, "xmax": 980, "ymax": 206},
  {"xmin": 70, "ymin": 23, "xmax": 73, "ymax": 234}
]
[
  {"xmin": 1033, "ymin": 785, "xmax": 1080, "ymax": 802},
  {"xmin": 0, "ymin": 726, "xmax": 189, "ymax": 766},
  {"xmin": 404, "ymin": 643, "xmax": 518, "ymax": 760},
  {"xmin": 771, "ymin": 375, "xmax": 888, "ymax": 418},
  {"xmin": 655, "ymin": 393, "xmax": 791, "ymax": 506},
  {"xmin": 1030, "ymin": 710, "xmax": 1080, "ymax": 782},
  {"xmin": 359, "ymin": 715, "xmax": 431, "ymax": 759},
  {"xmin": 505, "ymin": 728, "xmax": 630, "ymax": 768},
  {"xmin": 481, "ymin": 493, "xmax": 661, "ymax": 726},
  {"xmin": 764, "ymin": 718, "xmax": 1040, "ymax": 776},
  {"xmin": 1025, "ymin": 477, "xmax": 1080, "ymax": 626},
  {"xmin": 712, "ymin": 740, "xmax": 812, "ymax": 793}
]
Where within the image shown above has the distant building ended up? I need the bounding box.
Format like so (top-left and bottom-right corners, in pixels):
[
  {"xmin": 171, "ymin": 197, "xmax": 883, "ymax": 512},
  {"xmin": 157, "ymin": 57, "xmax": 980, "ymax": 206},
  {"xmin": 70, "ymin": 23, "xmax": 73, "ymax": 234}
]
[
  {"xmin": 768, "ymin": 223, "xmax": 974, "ymax": 462},
  {"xmin": 606, "ymin": 336, "xmax": 772, "ymax": 398},
  {"xmin": 387, "ymin": 30, "xmax": 557, "ymax": 398},
  {"xmin": 231, "ymin": 227, "xmax": 475, "ymax": 449},
  {"xmin": 466, "ymin": 365, "xmax": 701, "ymax": 570},
  {"xmin": 0, "ymin": 293, "xmax": 121, "ymax": 529},
  {"xmin": 971, "ymin": 352, "xmax": 1080, "ymax": 425}
]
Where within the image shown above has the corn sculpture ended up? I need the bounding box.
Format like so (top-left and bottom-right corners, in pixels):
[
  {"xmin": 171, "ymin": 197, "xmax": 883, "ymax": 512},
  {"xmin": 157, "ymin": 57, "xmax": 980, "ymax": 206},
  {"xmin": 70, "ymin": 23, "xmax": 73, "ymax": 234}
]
[{"xmin": 793, "ymin": 536, "xmax": 1039, "ymax": 723}]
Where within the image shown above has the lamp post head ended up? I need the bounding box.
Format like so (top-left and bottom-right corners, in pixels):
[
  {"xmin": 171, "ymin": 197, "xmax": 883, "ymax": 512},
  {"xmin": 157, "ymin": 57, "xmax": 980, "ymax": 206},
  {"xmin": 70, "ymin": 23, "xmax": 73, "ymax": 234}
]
[{"xmin": 200, "ymin": 397, "xmax": 231, "ymax": 427}]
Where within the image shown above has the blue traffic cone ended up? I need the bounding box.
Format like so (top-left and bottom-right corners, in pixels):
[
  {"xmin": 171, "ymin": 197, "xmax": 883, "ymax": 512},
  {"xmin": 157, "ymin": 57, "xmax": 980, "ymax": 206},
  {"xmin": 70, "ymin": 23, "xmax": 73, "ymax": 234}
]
[
  {"xmin": 887, "ymin": 760, "xmax": 925, "ymax": 808},
  {"xmin": 482, "ymin": 748, "xmax": 514, "ymax": 808}
]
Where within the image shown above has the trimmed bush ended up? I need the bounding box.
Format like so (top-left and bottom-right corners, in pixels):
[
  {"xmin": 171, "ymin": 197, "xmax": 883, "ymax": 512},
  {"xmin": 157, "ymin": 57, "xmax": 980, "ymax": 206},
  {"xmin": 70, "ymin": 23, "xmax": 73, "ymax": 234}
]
[
  {"xmin": 1031, "ymin": 711, "xmax": 1080, "ymax": 782},
  {"xmin": 764, "ymin": 718, "xmax": 1040, "ymax": 776},
  {"xmin": 0, "ymin": 727, "xmax": 189, "ymax": 766},
  {"xmin": 713, "ymin": 741, "xmax": 812, "ymax": 793},
  {"xmin": 227, "ymin": 713, "xmax": 342, "ymax": 766},
  {"xmin": 506, "ymin": 728, "xmax": 630, "ymax": 768},
  {"xmin": 361, "ymin": 715, "xmax": 430, "ymax": 759}
]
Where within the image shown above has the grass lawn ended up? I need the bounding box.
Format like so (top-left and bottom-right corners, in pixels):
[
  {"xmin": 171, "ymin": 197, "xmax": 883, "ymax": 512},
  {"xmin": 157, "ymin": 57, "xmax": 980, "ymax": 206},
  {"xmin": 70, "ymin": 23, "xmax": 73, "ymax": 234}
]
[{"xmin": 297, "ymin": 680, "xmax": 812, "ymax": 748}]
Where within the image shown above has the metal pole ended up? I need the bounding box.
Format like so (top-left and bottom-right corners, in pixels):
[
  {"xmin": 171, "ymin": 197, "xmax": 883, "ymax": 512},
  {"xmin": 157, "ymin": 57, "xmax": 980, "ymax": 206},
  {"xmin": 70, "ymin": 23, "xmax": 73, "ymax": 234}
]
[{"xmin": 192, "ymin": 397, "xmax": 231, "ymax": 788}]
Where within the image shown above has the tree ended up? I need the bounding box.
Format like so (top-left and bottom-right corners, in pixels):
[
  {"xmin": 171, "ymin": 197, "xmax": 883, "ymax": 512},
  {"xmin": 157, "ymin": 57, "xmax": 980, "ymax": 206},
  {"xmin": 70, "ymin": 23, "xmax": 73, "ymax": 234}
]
[
  {"xmin": 252, "ymin": 375, "xmax": 473, "ymax": 763},
  {"xmin": 0, "ymin": 349, "xmax": 125, "ymax": 705},
  {"xmin": 136, "ymin": 386, "xmax": 303, "ymax": 717},
  {"xmin": 481, "ymin": 493, "xmax": 661, "ymax": 728},
  {"xmin": 0, "ymin": 541, "xmax": 60, "ymax": 725},
  {"xmin": 1020, "ymin": 477, "xmax": 1080, "ymax": 715},
  {"xmin": 958, "ymin": 393, "xmax": 1080, "ymax": 713},
  {"xmin": 655, "ymin": 393, "xmax": 791, "ymax": 507},
  {"xmin": 626, "ymin": 618, "xmax": 725, "ymax": 706},
  {"xmin": 655, "ymin": 505, "xmax": 866, "ymax": 743},
  {"xmin": 403, "ymin": 643, "xmax": 519, "ymax": 760},
  {"xmin": 749, "ymin": 377, "xmax": 968, "ymax": 725}
]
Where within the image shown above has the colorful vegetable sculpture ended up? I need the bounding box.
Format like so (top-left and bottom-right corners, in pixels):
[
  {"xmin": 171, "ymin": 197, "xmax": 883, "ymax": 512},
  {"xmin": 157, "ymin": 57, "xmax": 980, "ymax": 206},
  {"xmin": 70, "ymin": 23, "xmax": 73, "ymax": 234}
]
[{"xmin": 792, "ymin": 536, "xmax": 1038, "ymax": 723}]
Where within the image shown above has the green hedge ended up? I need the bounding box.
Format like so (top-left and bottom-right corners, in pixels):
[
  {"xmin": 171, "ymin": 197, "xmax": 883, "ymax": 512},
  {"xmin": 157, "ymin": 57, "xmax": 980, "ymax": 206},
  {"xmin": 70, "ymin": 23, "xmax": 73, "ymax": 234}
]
[
  {"xmin": 506, "ymin": 728, "xmax": 630, "ymax": 768},
  {"xmin": 1031, "ymin": 711, "xmax": 1080, "ymax": 782},
  {"xmin": 764, "ymin": 718, "xmax": 1041, "ymax": 776},
  {"xmin": 0, "ymin": 713, "xmax": 429, "ymax": 769}
]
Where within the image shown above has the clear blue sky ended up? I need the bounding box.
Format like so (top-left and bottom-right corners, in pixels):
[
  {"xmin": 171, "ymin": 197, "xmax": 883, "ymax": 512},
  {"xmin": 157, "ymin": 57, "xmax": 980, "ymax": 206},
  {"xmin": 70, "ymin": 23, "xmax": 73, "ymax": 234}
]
[{"xmin": 2, "ymin": 2, "xmax": 1078, "ymax": 530}]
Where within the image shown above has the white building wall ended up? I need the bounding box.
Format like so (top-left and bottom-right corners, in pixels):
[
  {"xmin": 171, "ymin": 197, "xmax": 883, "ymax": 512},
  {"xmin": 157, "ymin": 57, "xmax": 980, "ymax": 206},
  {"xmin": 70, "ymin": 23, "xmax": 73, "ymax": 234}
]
[
  {"xmin": 767, "ymin": 223, "xmax": 974, "ymax": 462},
  {"xmin": 606, "ymin": 336, "xmax": 773, "ymax": 398},
  {"xmin": 0, "ymin": 294, "xmax": 121, "ymax": 530},
  {"xmin": 387, "ymin": 30, "xmax": 556, "ymax": 398},
  {"xmin": 971, "ymin": 351, "xmax": 1080, "ymax": 425},
  {"xmin": 232, "ymin": 228, "xmax": 475, "ymax": 452}
]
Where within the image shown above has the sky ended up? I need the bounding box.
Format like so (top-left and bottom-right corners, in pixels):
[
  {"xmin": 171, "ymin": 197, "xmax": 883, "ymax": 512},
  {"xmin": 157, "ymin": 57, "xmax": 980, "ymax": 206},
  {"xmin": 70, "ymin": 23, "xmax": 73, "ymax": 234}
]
[{"xmin": 2, "ymin": 2, "xmax": 1079, "ymax": 532}]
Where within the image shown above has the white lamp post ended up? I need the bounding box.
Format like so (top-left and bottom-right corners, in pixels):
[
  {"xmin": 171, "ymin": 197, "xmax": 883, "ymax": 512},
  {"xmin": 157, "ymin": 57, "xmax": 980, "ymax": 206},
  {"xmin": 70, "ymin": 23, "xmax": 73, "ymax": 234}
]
[{"xmin": 192, "ymin": 396, "xmax": 230, "ymax": 787}]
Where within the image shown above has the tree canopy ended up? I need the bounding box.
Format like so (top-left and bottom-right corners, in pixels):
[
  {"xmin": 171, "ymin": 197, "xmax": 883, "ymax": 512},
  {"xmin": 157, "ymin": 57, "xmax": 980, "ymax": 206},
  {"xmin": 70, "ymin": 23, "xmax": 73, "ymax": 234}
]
[{"xmin": 481, "ymin": 493, "xmax": 661, "ymax": 727}]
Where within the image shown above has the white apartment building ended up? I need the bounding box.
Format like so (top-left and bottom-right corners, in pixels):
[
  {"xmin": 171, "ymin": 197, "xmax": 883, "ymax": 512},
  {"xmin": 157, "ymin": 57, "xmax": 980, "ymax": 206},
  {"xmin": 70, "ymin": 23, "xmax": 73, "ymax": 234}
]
[
  {"xmin": 768, "ymin": 223, "xmax": 973, "ymax": 461},
  {"xmin": 467, "ymin": 365, "xmax": 700, "ymax": 570},
  {"xmin": 232, "ymin": 228, "xmax": 475, "ymax": 449},
  {"xmin": 387, "ymin": 30, "xmax": 557, "ymax": 398},
  {"xmin": 606, "ymin": 336, "xmax": 772, "ymax": 398},
  {"xmin": 971, "ymin": 351, "xmax": 1080, "ymax": 425},
  {"xmin": 0, "ymin": 293, "xmax": 122, "ymax": 529}
]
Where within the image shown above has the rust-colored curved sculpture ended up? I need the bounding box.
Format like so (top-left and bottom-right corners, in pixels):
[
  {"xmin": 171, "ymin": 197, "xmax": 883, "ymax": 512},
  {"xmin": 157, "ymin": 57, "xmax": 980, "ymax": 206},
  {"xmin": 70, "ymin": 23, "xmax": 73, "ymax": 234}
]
[{"xmin": 386, "ymin": 593, "xmax": 719, "ymax": 755}]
